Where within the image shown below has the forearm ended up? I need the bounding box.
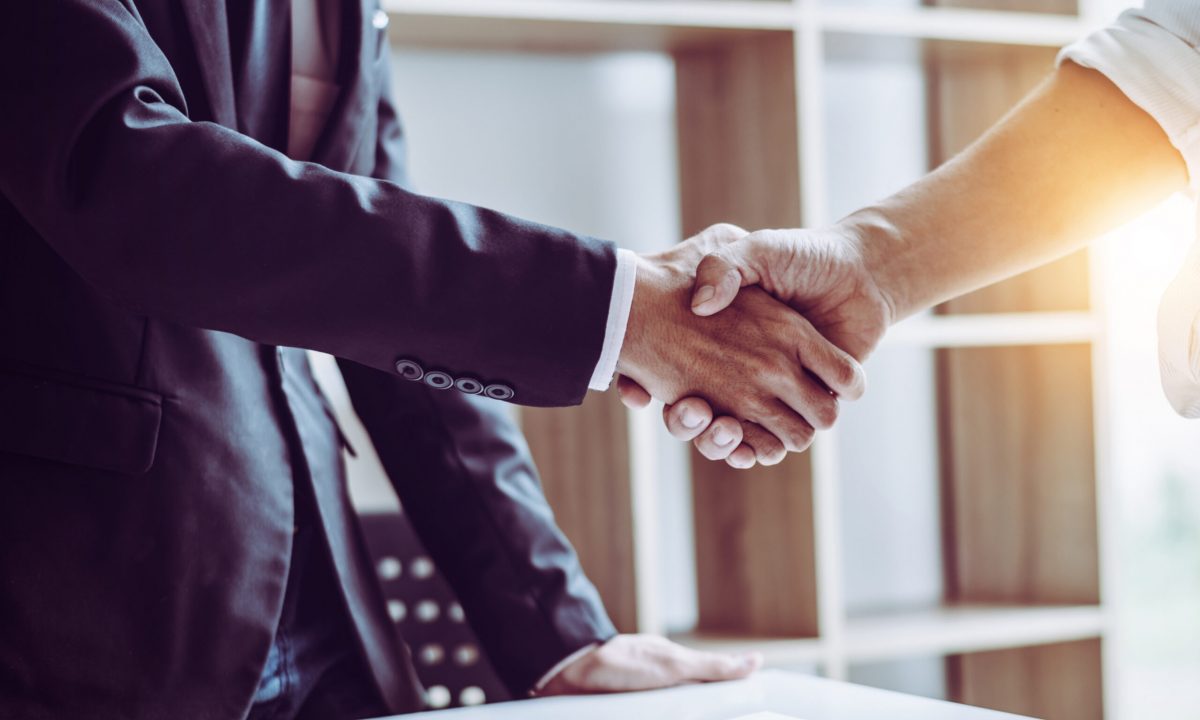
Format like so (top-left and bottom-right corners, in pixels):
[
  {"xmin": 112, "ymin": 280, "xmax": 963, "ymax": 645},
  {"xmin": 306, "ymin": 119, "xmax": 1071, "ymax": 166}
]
[{"xmin": 844, "ymin": 61, "xmax": 1188, "ymax": 321}]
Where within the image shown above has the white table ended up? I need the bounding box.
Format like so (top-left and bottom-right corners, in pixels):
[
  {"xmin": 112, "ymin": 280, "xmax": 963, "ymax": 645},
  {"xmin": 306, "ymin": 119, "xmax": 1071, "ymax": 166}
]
[{"xmin": 382, "ymin": 670, "xmax": 1033, "ymax": 720}]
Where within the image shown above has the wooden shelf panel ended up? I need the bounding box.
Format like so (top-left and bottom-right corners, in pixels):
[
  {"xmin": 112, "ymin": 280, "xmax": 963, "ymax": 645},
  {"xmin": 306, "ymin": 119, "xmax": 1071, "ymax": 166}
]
[
  {"xmin": 949, "ymin": 638, "xmax": 1103, "ymax": 720},
  {"xmin": 884, "ymin": 311, "xmax": 1097, "ymax": 349},
  {"xmin": 844, "ymin": 603, "xmax": 1104, "ymax": 663},
  {"xmin": 940, "ymin": 343, "xmax": 1100, "ymax": 606}
]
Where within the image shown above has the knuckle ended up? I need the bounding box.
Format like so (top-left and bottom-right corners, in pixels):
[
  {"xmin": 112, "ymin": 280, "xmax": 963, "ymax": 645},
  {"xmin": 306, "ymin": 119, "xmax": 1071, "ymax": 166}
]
[
  {"xmin": 759, "ymin": 445, "xmax": 787, "ymax": 466},
  {"xmin": 785, "ymin": 422, "xmax": 815, "ymax": 453},
  {"xmin": 721, "ymin": 266, "xmax": 742, "ymax": 288},
  {"xmin": 812, "ymin": 397, "xmax": 839, "ymax": 430},
  {"xmin": 663, "ymin": 657, "xmax": 689, "ymax": 679},
  {"xmin": 794, "ymin": 431, "xmax": 815, "ymax": 453},
  {"xmin": 763, "ymin": 408, "xmax": 806, "ymax": 453},
  {"xmin": 834, "ymin": 358, "xmax": 859, "ymax": 391},
  {"xmin": 747, "ymin": 424, "xmax": 788, "ymax": 463},
  {"xmin": 711, "ymin": 222, "xmax": 747, "ymax": 241}
]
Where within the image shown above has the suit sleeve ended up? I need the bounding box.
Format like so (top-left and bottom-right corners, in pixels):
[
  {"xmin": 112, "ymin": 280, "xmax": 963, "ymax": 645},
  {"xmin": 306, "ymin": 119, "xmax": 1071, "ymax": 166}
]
[
  {"xmin": 344, "ymin": 51, "xmax": 616, "ymax": 695},
  {"xmin": 339, "ymin": 358, "xmax": 618, "ymax": 696},
  {"xmin": 0, "ymin": 0, "xmax": 614, "ymax": 407}
]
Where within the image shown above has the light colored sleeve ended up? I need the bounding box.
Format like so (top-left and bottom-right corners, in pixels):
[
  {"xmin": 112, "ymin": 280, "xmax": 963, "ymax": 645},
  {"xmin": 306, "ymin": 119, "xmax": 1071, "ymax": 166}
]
[
  {"xmin": 1058, "ymin": 1, "xmax": 1200, "ymax": 189},
  {"xmin": 588, "ymin": 248, "xmax": 638, "ymax": 391}
]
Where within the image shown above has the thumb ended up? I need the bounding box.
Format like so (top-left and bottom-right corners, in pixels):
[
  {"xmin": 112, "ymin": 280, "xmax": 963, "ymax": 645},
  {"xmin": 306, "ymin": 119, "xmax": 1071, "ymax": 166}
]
[{"xmin": 691, "ymin": 244, "xmax": 760, "ymax": 317}]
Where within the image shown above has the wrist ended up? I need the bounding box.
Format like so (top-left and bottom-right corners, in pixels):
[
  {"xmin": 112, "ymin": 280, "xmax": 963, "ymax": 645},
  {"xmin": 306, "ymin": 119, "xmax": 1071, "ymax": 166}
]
[
  {"xmin": 836, "ymin": 209, "xmax": 905, "ymax": 326},
  {"xmin": 531, "ymin": 642, "xmax": 603, "ymax": 696},
  {"xmin": 615, "ymin": 254, "xmax": 683, "ymax": 381}
]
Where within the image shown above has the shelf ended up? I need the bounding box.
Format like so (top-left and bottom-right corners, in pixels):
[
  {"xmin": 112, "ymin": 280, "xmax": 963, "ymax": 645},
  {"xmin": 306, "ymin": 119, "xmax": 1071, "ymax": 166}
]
[
  {"xmin": 671, "ymin": 632, "xmax": 826, "ymax": 667},
  {"xmin": 381, "ymin": 0, "xmax": 793, "ymax": 52},
  {"xmin": 844, "ymin": 603, "xmax": 1105, "ymax": 663},
  {"xmin": 820, "ymin": 6, "xmax": 1086, "ymax": 47},
  {"xmin": 673, "ymin": 604, "xmax": 1104, "ymax": 667},
  {"xmin": 383, "ymin": 0, "xmax": 795, "ymax": 29},
  {"xmin": 381, "ymin": 0, "xmax": 1088, "ymax": 51},
  {"xmin": 883, "ymin": 311, "xmax": 1097, "ymax": 348}
]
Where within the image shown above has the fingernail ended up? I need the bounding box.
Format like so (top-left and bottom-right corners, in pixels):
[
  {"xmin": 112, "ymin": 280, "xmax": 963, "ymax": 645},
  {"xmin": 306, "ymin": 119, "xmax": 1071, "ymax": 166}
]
[
  {"xmin": 692, "ymin": 285, "xmax": 715, "ymax": 308},
  {"xmin": 713, "ymin": 427, "xmax": 734, "ymax": 446},
  {"xmin": 682, "ymin": 408, "xmax": 704, "ymax": 428}
]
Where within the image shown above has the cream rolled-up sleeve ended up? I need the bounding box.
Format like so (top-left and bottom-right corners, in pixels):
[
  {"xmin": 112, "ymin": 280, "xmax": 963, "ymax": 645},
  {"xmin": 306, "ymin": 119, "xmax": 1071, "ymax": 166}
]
[{"xmin": 1059, "ymin": 1, "xmax": 1200, "ymax": 189}]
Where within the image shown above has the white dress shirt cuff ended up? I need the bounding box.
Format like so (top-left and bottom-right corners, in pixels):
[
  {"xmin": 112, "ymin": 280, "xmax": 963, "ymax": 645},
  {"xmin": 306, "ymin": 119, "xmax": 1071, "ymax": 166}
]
[
  {"xmin": 1058, "ymin": 6, "xmax": 1200, "ymax": 191},
  {"xmin": 529, "ymin": 641, "xmax": 602, "ymax": 695},
  {"xmin": 587, "ymin": 248, "xmax": 638, "ymax": 391}
]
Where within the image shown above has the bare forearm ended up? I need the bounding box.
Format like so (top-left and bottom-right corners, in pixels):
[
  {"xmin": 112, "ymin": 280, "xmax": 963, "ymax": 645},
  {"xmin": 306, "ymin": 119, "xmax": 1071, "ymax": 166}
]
[{"xmin": 844, "ymin": 61, "xmax": 1188, "ymax": 321}]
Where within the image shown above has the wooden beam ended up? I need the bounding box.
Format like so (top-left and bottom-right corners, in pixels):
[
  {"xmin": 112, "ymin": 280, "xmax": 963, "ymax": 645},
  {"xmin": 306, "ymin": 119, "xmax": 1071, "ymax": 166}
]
[
  {"xmin": 522, "ymin": 392, "xmax": 638, "ymax": 632},
  {"xmin": 677, "ymin": 33, "xmax": 819, "ymax": 636}
]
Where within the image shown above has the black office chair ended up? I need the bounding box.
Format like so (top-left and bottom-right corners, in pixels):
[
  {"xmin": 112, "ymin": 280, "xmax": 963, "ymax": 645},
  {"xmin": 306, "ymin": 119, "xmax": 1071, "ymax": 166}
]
[{"xmin": 357, "ymin": 511, "xmax": 511, "ymax": 711}]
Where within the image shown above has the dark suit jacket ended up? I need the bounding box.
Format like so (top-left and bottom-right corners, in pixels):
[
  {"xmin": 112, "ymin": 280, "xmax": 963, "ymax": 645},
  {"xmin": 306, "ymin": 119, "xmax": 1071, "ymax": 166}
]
[{"xmin": 0, "ymin": 1, "xmax": 618, "ymax": 718}]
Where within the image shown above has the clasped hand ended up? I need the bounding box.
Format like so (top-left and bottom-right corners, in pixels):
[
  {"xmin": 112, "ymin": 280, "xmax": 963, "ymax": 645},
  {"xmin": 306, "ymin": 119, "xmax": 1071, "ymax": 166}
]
[{"xmin": 614, "ymin": 223, "xmax": 894, "ymax": 468}]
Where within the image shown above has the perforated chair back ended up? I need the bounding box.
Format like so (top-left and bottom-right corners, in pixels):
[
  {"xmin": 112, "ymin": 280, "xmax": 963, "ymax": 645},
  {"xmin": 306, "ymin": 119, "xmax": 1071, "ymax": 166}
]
[{"xmin": 358, "ymin": 511, "xmax": 510, "ymax": 711}]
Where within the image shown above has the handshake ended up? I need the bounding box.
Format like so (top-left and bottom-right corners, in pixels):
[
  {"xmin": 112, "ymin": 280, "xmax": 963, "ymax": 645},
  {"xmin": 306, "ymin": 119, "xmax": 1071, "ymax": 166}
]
[{"xmin": 614, "ymin": 222, "xmax": 897, "ymax": 469}]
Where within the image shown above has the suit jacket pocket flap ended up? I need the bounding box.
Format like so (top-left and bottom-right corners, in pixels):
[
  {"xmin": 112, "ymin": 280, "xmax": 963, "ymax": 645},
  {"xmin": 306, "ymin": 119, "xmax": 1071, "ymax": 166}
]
[{"xmin": 0, "ymin": 367, "xmax": 163, "ymax": 475}]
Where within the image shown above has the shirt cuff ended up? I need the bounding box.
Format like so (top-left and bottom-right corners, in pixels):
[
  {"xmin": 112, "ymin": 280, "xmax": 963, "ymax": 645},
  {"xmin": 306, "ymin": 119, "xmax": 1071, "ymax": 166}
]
[
  {"xmin": 1058, "ymin": 7, "xmax": 1200, "ymax": 190},
  {"xmin": 587, "ymin": 248, "xmax": 638, "ymax": 391},
  {"xmin": 529, "ymin": 641, "xmax": 602, "ymax": 695}
]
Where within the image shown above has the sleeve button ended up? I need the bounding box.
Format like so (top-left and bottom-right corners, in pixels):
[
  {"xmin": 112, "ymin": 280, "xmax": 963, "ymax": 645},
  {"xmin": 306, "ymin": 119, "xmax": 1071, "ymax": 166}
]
[
  {"xmin": 484, "ymin": 384, "xmax": 514, "ymax": 400},
  {"xmin": 394, "ymin": 359, "xmax": 424, "ymax": 381},
  {"xmin": 454, "ymin": 377, "xmax": 483, "ymax": 394},
  {"xmin": 423, "ymin": 371, "xmax": 453, "ymax": 390}
]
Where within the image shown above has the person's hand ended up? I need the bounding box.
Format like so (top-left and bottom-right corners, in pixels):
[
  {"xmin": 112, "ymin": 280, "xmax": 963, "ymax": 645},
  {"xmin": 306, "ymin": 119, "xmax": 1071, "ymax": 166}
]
[
  {"xmin": 619, "ymin": 226, "xmax": 893, "ymax": 465},
  {"xmin": 689, "ymin": 227, "xmax": 894, "ymax": 358},
  {"xmin": 537, "ymin": 634, "xmax": 762, "ymax": 696},
  {"xmin": 614, "ymin": 223, "xmax": 791, "ymax": 467},
  {"xmin": 616, "ymin": 230, "xmax": 867, "ymax": 464}
]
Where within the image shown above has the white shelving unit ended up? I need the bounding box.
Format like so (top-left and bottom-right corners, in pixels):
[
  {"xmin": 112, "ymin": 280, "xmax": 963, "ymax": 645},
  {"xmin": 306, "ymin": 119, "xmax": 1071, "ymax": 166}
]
[
  {"xmin": 885, "ymin": 312, "xmax": 1099, "ymax": 348},
  {"xmin": 381, "ymin": 2, "xmax": 1119, "ymax": 717}
]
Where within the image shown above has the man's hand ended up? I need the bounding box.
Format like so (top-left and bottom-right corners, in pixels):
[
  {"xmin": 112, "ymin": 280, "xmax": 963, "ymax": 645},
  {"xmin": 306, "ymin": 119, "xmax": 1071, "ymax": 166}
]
[
  {"xmin": 616, "ymin": 227, "xmax": 866, "ymax": 464},
  {"xmin": 618, "ymin": 225, "xmax": 887, "ymax": 466},
  {"xmin": 688, "ymin": 226, "xmax": 894, "ymax": 361},
  {"xmin": 537, "ymin": 634, "xmax": 762, "ymax": 696}
]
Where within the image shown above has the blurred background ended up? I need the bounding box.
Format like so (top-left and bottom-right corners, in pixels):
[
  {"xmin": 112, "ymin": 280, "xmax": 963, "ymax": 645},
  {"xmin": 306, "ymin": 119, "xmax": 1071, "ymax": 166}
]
[{"xmin": 311, "ymin": 0, "xmax": 1200, "ymax": 717}]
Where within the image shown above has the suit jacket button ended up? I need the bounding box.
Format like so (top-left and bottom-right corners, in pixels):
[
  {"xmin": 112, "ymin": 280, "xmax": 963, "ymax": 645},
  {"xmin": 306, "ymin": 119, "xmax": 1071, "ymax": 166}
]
[
  {"xmin": 394, "ymin": 359, "xmax": 424, "ymax": 381},
  {"xmin": 424, "ymin": 371, "xmax": 453, "ymax": 390},
  {"xmin": 454, "ymin": 378, "xmax": 484, "ymax": 395},
  {"xmin": 484, "ymin": 384, "xmax": 514, "ymax": 400}
]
